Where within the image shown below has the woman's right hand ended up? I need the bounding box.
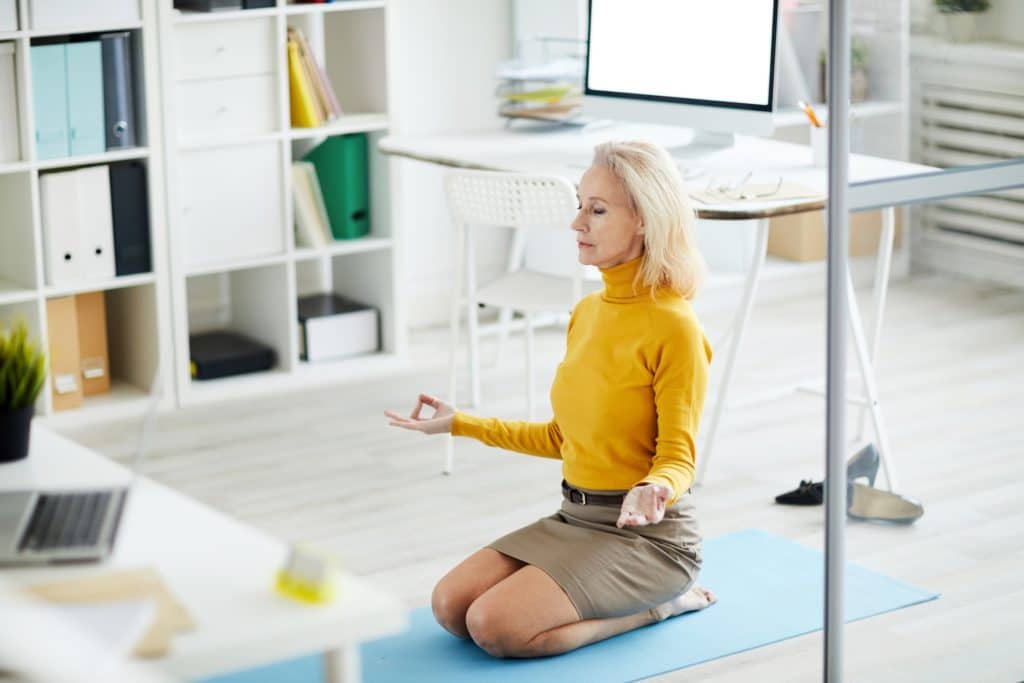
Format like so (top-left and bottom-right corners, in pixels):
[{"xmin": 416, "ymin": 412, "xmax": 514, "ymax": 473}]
[{"xmin": 385, "ymin": 393, "xmax": 455, "ymax": 435}]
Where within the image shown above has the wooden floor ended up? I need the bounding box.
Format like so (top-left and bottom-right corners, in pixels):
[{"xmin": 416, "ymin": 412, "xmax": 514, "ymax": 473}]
[{"xmin": 59, "ymin": 273, "xmax": 1024, "ymax": 683}]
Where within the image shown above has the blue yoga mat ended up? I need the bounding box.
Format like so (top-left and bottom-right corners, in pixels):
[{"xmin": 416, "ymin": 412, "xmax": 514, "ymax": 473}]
[
  {"xmin": 361, "ymin": 529, "xmax": 938, "ymax": 683},
  {"xmin": 199, "ymin": 529, "xmax": 938, "ymax": 683}
]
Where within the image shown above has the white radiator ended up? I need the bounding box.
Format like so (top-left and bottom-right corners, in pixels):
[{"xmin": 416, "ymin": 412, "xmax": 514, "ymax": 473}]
[{"xmin": 911, "ymin": 38, "xmax": 1024, "ymax": 286}]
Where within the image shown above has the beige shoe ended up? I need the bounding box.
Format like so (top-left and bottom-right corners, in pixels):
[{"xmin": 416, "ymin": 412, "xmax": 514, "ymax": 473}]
[{"xmin": 847, "ymin": 483, "xmax": 924, "ymax": 524}]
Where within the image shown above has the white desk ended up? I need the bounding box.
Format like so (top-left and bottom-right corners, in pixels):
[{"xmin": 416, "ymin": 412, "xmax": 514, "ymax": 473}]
[
  {"xmin": 0, "ymin": 427, "xmax": 407, "ymax": 682},
  {"xmin": 380, "ymin": 122, "xmax": 938, "ymax": 491}
]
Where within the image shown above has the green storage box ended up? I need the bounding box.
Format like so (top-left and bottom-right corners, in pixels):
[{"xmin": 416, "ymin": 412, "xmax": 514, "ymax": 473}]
[{"xmin": 302, "ymin": 133, "xmax": 370, "ymax": 240}]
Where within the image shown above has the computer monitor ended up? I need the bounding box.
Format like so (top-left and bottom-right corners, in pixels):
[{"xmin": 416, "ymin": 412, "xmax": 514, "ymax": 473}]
[{"xmin": 583, "ymin": 0, "xmax": 780, "ymax": 156}]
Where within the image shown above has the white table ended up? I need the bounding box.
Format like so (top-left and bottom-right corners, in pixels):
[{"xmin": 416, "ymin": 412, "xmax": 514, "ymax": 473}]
[
  {"xmin": 0, "ymin": 427, "xmax": 407, "ymax": 682},
  {"xmin": 380, "ymin": 122, "xmax": 938, "ymax": 491}
]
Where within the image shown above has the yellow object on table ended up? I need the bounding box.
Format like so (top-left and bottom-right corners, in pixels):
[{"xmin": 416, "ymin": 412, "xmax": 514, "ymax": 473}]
[{"xmin": 275, "ymin": 544, "xmax": 340, "ymax": 605}]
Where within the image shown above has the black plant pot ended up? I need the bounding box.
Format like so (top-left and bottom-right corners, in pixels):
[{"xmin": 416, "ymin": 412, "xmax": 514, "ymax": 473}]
[{"xmin": 0, "ymin": 404, "xmax": 34, "ymax": 464}]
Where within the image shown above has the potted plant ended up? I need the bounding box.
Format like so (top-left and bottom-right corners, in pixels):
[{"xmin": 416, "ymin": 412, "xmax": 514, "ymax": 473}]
[
  {"xmin": 0, "ymin": 320, "xmax": 47, "ymax": 464},
  {"xmin": 934, "ymin": 0, "xmax": 991, "ymax": 43},
  {"xmin": 817, "ymin": 36, "xmax": 870, "ymax": 104}
]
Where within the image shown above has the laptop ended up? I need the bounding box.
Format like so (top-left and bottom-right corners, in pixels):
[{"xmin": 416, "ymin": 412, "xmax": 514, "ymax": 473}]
[{"xmin": 0, "ymin": 364, "xmax": 163, "ymax": 566}]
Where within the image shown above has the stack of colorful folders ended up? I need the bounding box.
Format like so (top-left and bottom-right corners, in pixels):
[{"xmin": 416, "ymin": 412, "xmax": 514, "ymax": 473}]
[
  {"xmin": 286, "ymin": 26, "xmax": 343, "ymax": 128},
  {"xmin": 496, "ymin": 55, "xmax": 584, "ymax": 124}
]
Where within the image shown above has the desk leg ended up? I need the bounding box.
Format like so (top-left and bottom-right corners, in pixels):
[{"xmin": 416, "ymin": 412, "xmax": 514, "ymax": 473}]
[
  {"xmin": 694, "ymin": 218, "xmax": 770, "ymax": 487},
  {"xmin": 324, "ymin": 645, "xmax": 360, "ymax": 683},
  {"xmin": 854, "ymin": 206, "xmax": 895, "ymax": 442},
  {"xmin": 844, "ymin": 263, "xmax": 900, "ymax": 492}
]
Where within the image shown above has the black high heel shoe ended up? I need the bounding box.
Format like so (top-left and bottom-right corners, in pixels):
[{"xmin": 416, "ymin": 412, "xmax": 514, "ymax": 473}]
[{"xmin": 774, "ymin": 443, "xmax": 881, "ymax": 506}]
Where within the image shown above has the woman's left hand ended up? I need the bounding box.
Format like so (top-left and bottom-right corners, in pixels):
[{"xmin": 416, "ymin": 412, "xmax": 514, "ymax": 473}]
[{"xmin": 616, "ymin": 483, "xmax": 673, "ymax": 528}]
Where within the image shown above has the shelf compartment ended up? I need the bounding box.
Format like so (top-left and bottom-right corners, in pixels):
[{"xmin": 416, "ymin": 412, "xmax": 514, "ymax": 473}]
[
  {"xmin": 44, "ymin": 272, "xmax": 155, "ymax": 298},
  {"xmin": 293, "ymin": 248, "xmax": 396, "ymax": 358},
  {"xmin": 287, "ymin": 112, "xmax": 388, "ymax": 140},
  {"xmin": 0, "ymin": 171, "xmax": 38, "ymax": 293},
  {"xmin": 33, "ymin": 146, "xmax": 149, "ymax": 171},
  {"xmin": 285, "ymin": 2, "xmax": 385, "ymax": 16},
  {"xmin": 173, "ymin": 7, "xmax": 279, "ymax": 24},
  {"xmin": 292, "ymin": 236, "xmax": 392, "ymax": 261},
  {"xmin": 29, "ymin": 21, "xmax": 143, "ymax": 39},
  {"xmin": 185, "ymin": 262, "xmax": 294, "ymax": 388}
]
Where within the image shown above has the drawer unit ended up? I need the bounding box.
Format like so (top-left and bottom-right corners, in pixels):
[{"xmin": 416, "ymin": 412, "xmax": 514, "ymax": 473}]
[
  {"xmin": 175, "ymin": 19, "xmax": 275, "ymax": 81},
  {"xmin": 178, "ymin": 74, "xmax": 277, "ymax": 141}
]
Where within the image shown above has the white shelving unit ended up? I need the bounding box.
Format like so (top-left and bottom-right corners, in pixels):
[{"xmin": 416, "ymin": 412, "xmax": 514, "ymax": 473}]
[
  {"xmin": 155, "ymin": 0, "xmax": 404, "ymax": 408},
  {"xmin": 0, "ymin": 0, "xmax": 174, "ymax": 428}
]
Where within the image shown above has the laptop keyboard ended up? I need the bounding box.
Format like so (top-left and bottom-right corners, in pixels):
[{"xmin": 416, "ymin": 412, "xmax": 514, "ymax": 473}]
[{"xmin": 18, "ymin": 492, "xmax": 113, "ymax": 552}]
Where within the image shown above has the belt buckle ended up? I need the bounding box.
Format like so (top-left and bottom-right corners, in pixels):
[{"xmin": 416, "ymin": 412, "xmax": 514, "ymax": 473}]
[{"xmin": 570, "ymin": 488, "xmax": 587, "ymax": 505}]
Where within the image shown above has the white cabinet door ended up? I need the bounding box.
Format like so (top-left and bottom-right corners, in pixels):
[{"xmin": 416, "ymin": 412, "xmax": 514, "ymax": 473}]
[
  {"xmin": 175, "ymin": 19, "xmax": 275, "ymax": 81},
  {"xmin": 0, "ymin": 0, "xmax": 16, "ymax": 32},
  {"xmin": 29, "ymin": 0, "xmax": 138, "ymax": 30},
  {"xmin": 179, "ymin": 143, "xmax": 284, "ymax": 269},
  {"xmin": 0, "ymin": 43, "xmax": 18, "ymax": 162},
  {"xmin": 178, "ymin": 75, "xmax": 277, "ymax": 142}
]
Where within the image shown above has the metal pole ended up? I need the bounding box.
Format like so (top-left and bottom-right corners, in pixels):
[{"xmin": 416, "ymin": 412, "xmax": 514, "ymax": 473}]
[{"xmin": 825, "ymin": 0, "xmax": 850, "ymax": 681}]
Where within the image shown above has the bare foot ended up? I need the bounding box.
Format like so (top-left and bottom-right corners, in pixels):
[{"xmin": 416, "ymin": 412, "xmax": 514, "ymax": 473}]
[{"xmin": 652, "ymin": 585, "xmax": 718, "ymax": 622}]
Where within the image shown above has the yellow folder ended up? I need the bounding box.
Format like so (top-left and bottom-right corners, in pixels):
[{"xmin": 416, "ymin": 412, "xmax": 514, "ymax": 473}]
[{"xmin": 288, "ymin": 38, "xmax": 321, "ymax": 128}]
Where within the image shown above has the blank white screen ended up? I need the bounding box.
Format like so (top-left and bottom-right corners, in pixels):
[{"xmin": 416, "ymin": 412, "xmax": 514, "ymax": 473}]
[{"xmin": 587, "ymin": 0, "xmax": 776, "ymax": 107}]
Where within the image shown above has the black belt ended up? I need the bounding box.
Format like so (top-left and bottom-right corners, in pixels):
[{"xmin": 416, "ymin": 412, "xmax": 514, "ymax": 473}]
[
  {"xmin": 561, "ymin": 479, "xmax": 693, "ymax": 506},
  {"xmin": 561, "ymin": 479, "xmax": 627, "ymax": 507}
]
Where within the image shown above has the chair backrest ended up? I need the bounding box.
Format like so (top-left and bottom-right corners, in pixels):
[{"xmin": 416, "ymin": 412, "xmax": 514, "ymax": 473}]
[
  {"xmin": 444, "ymin": 169, "xmax": 577, "ymax": 232},
  {"xmin": 445, "ymin": 169, "xmax": 591, "ymax": 301}
]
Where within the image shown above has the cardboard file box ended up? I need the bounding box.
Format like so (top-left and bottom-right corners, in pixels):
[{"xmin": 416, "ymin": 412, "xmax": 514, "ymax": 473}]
[
  {"xmin": 75, "ymin": 291, "xmax": 110, "ymax": 396},
  {"xmin": 45, "ymin": 296, "xmax": 84, "ymax": 412},
  {"xmin": 767, "ymin": 209, "xmax": 903, "ymax": 262},
  {"xmin": 298, "ymin": 294, "xmax": 379, "ymax": 363},
  {"xmin": 189, "ymin": 331, "xmax": 276, "ymax": 380}
]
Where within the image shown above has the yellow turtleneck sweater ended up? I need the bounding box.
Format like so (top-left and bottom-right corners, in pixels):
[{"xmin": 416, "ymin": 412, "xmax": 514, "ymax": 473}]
[{"xmin": 451, "ymin": 256, "xmax": 712, "ymax": 504}]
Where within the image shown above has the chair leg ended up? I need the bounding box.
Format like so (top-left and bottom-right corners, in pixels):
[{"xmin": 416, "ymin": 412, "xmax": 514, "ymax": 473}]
[
  {"xmin": 446, "ymin": 222, "xmax": 466, "ymax": 476},
  {"xmin": 525, "ymin": 312, "xmax": 536, "ymax": 420},
  {"xmin": 465, "ymin": 231, "xmax": 481, "ymax": 408},
  {"xmin": 496, "ymin": 227, "xmax": 528, "ymax": 372}
]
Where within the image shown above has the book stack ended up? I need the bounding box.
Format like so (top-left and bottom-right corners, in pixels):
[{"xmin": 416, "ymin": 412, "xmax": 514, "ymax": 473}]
[{"xmin": 287, "ymin": 26, "xmax": 342, "ymax": 129}]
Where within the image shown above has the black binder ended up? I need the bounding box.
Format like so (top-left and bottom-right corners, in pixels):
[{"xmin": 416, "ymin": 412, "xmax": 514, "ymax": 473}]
[
  {"xmin": 108, "ymin": 161, "xmax": 152, "ymax": 276},
  {"xmin": 189, "ymin": 331, "xmax": 276, "ymax": 380},
  {"xmin": 100, "ymin": 31, "xmax": 136, "ymax": 149}
]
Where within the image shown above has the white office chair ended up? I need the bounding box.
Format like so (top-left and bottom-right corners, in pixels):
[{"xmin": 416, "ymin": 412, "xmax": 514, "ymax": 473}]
[{"xmin": 443, "ymin": 169, "xmax": 592, "ymax": 473}]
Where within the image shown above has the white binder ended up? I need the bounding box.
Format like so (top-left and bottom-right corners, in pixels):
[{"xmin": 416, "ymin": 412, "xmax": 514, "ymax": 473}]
[
  {"xmin": 0, "ymin": 43, "xmax": 18, "ymax": 163},
  {"xmin": 40, "ymin": 166, "xmax": 116, "ymax": 285}
]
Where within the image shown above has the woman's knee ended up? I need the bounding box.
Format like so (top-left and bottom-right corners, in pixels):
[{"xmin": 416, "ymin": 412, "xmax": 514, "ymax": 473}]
[
  {"xmin": 465, "ymin": 600, "xmax": 524, "ymax": 658},
  {"xmin": 431, "ymin": 581, "xmax": 471, "ymax": 639}
]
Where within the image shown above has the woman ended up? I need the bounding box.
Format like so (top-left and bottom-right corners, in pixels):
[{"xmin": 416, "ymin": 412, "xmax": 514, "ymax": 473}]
[{"xmin": 386, "ymin": 140, "xmax": 717, "ymax": 658}]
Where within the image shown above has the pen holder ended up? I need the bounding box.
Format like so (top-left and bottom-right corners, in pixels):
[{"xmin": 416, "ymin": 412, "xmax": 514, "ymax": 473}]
[{"xmin": 810, "ymin": 126, "xmax": 828, "ymax": 167}]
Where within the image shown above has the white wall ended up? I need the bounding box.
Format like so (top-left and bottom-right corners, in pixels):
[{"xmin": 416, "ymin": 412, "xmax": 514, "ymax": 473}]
[{"xmin": 387, "ymin": 0, "xmax": 514, "ymax": 329}]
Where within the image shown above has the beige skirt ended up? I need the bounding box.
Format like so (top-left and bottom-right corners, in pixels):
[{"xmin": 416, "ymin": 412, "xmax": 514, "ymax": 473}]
[{"xmin": 487, "ymin": 483, "xmax": 702, "ymax": 620}]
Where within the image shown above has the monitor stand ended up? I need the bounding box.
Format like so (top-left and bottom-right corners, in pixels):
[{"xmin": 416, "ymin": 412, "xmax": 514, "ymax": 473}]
[{"xmin": 666, "ymin": 130, "xmax": 736, "ymax": 159}]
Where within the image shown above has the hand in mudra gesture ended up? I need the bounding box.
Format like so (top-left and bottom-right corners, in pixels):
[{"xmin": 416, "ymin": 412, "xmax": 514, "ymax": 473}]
[
  {"xmin": 616, "ymin": 483, "xmax": 673, "ymax": 528},
  {"xmin": 385, "ymin": 393, "xmax": 455, "ymax": 435}
]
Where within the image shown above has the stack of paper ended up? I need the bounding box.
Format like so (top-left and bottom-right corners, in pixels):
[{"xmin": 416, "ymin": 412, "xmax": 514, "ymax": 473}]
[
  {"xmin": 496, "ymin": 56, "xmax": 584, "ymax": 123},
  {"xmin": 292, "ymin": 161, "xmax": 332, "ymax": 248},
  {"xmin": 287, "ymin": 26, "xmax": 343, "ymax": 128}
]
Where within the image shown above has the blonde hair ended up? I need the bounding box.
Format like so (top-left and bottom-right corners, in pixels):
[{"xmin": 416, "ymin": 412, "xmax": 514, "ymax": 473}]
[{"xmin": 591, "ymin": 140, "xmax": 706, "ymax": 300}]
